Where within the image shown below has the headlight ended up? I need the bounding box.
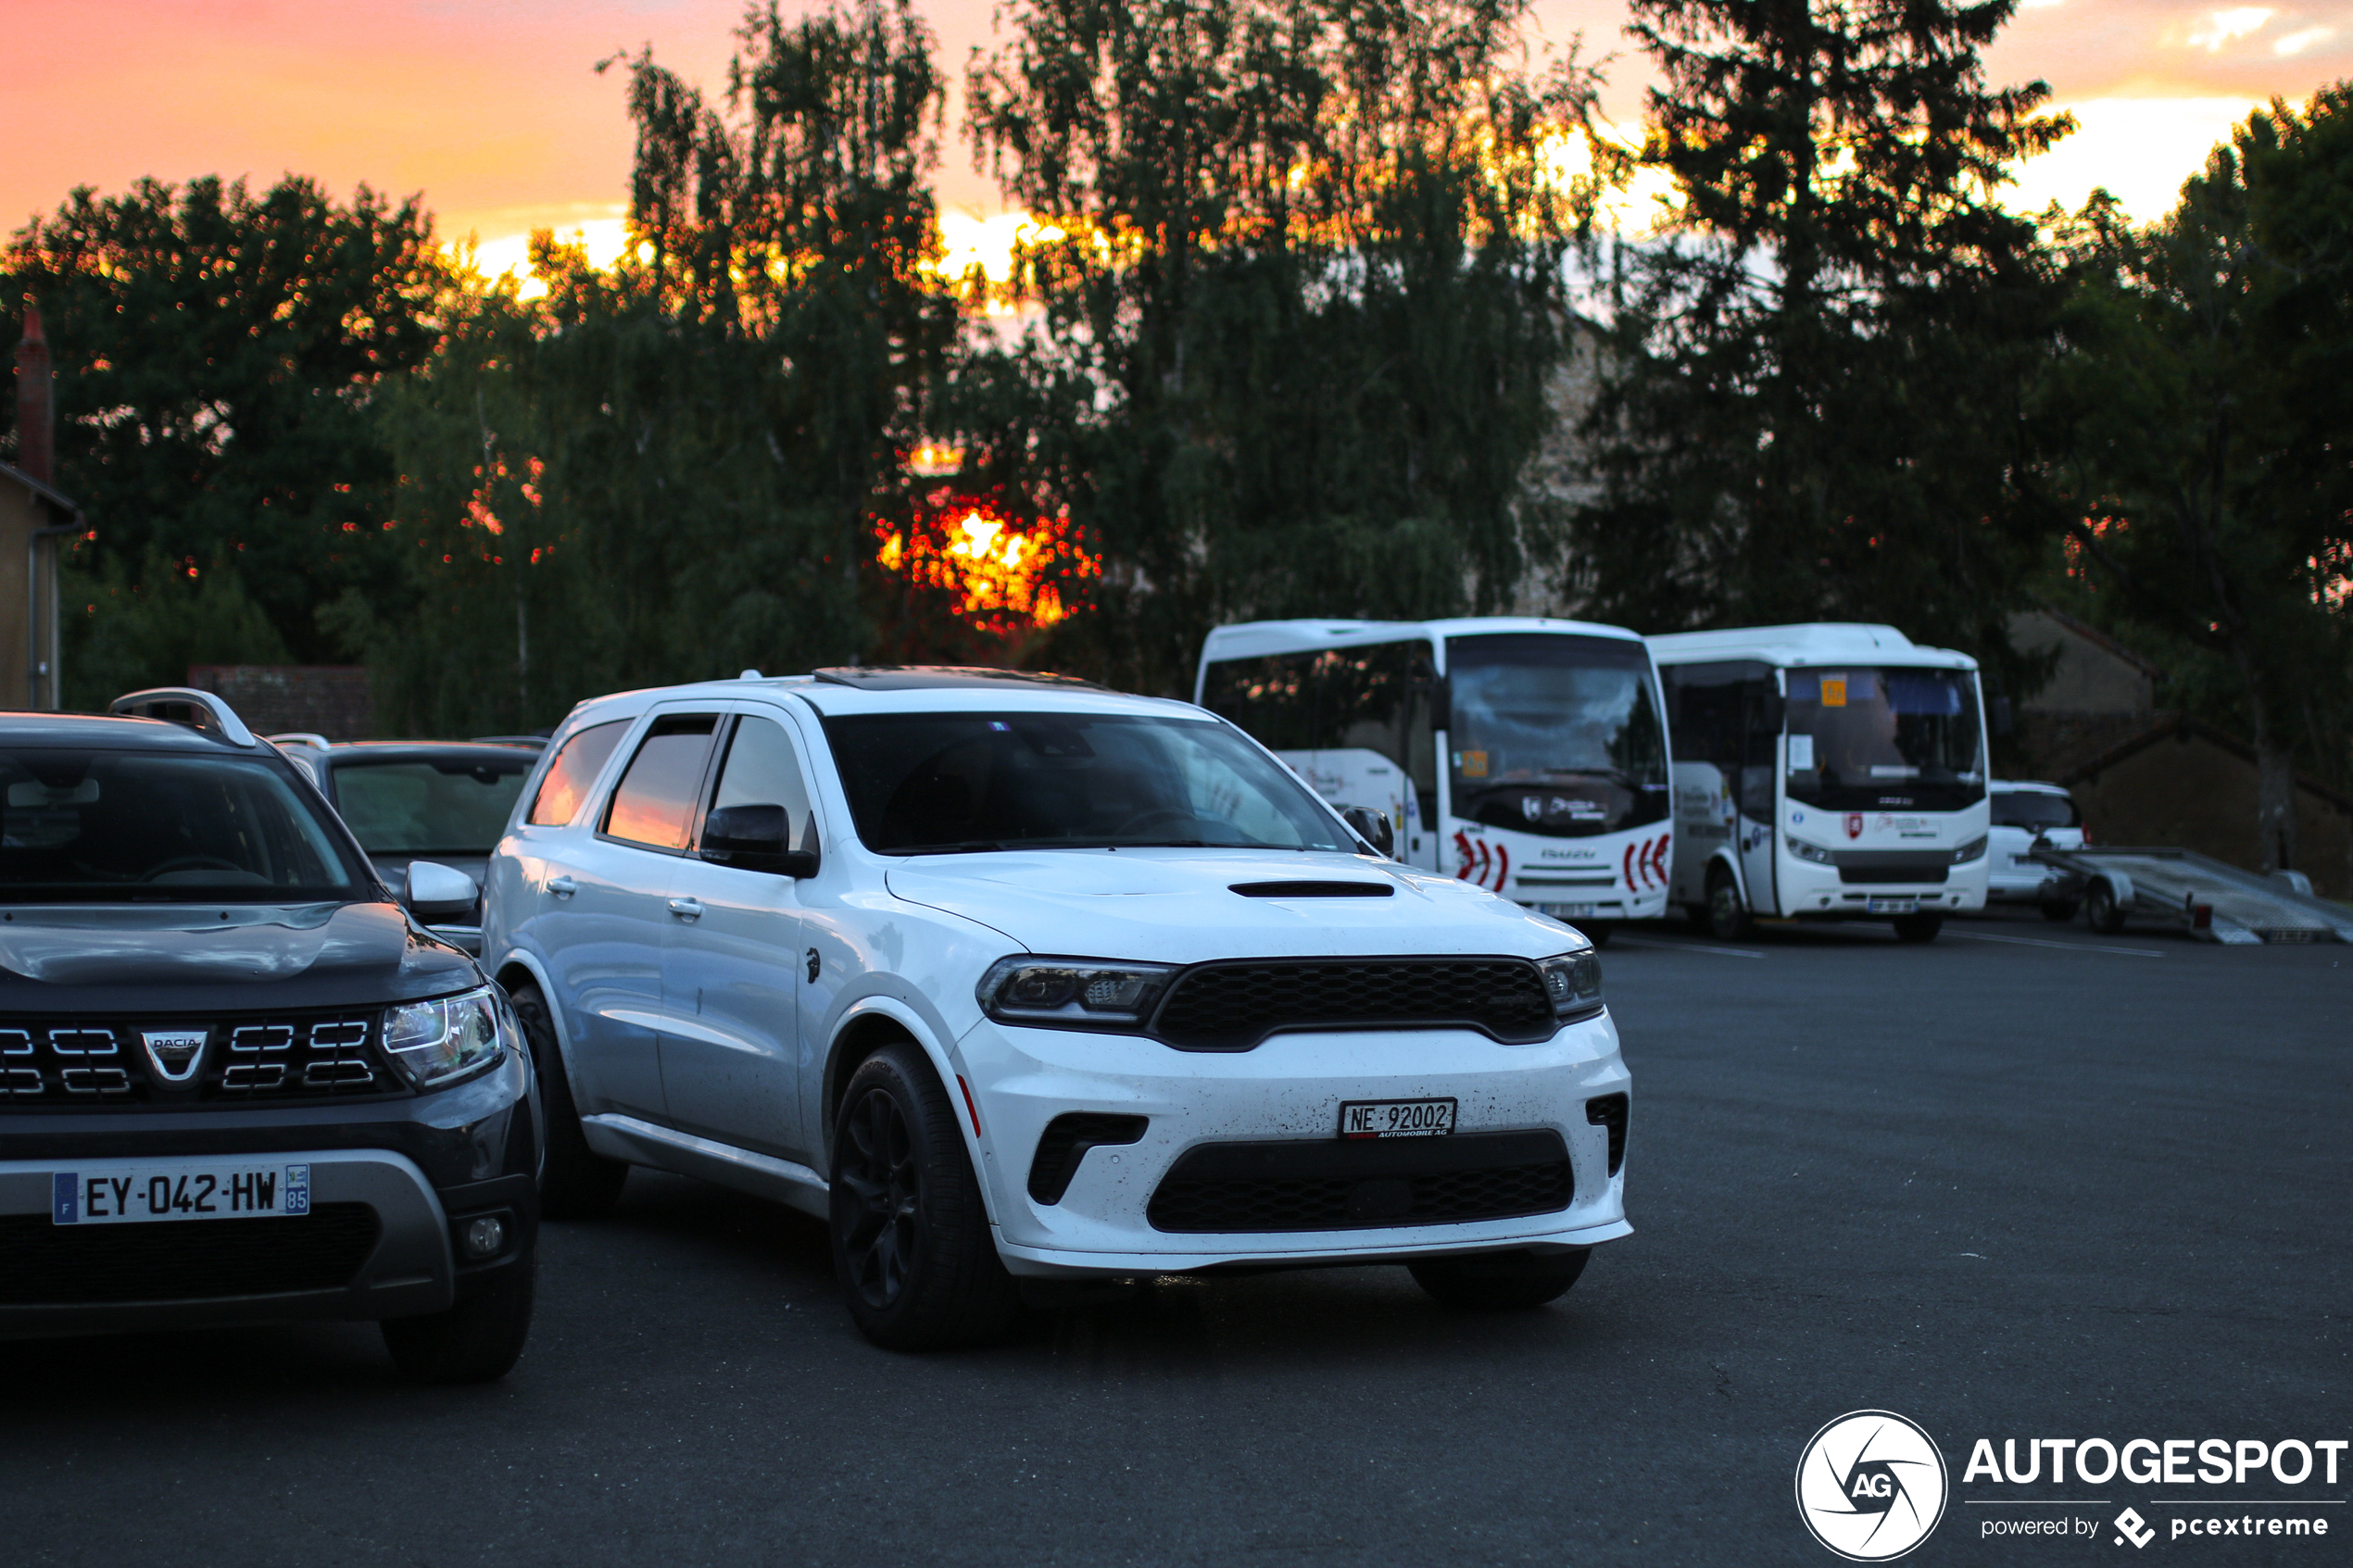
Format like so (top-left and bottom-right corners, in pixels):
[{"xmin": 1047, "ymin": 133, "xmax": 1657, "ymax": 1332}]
[
  {"xmin": 382, "ymin": 985, "xmax": 511, "ymax": 1089},
  {"xmin": 1784, "ymin": 833, "xmax": 1835, "ymax": 865},
  {"xmin": 1953, "ymin": 835, "xmax": 1988, "ymax": 864},
  {"xmin": 1537, "ymin": 949, "xmax": 1604, "ymax": 1023},
  {"xmin": 977, "ymin": 956, "xmax": 1176, "ymax": 1031}
]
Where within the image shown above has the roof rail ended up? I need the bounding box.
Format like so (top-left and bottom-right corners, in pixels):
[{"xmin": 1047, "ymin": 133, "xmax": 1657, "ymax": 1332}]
[
  {"xmin": 109, "ymin": 687, "xmax": 258, "ymax": 747},
  {"xmin": 268, "ymin": 732, "xmax": 333, "ymax": 751}
]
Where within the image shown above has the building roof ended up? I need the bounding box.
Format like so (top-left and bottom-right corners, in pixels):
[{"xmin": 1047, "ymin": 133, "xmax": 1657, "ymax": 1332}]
[{"xmin": 0, "ymin": 460, "xmax": 76, "ymax": 518}]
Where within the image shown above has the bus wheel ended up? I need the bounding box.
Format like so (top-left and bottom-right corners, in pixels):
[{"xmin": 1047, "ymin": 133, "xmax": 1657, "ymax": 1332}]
[
  {"xmin": 1892, "ymin": 913, "xmax": 1944, "ymax": 943},
  {"xmin": 1705, "ymin": 869, "xmax": 1752, "ymax": 942}
]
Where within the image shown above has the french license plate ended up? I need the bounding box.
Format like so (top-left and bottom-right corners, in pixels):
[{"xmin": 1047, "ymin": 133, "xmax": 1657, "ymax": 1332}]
[
  {"xmin": 1338, "ymin": 1098, "xmax": 1456, "ymax": 1139},
  {"xmin": 1867, "ymin": 896, "xmax": 1919, "ymax": 914},
  {"xmin": 1538, "ymin": 902, "xmax": 1598, "ymax": 919},
  {"xmin": 51, "ymin": 1161, "xmax": 310, "ymax": 1225}
]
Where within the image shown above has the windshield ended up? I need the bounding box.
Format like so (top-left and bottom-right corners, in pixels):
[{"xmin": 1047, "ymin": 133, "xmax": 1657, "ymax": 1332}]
[
  {"xmin": 823, "ymin": 711, "xmax": 1356, "ymax": 855},
  {"xmin": 1784, "ymin": 667, "xmax": 1984, "ymax": 810},
  {"xmin": 1445, "ymin": 633, "xmax": 1669, "ymax": 838},
  {"xmin": 1993, "ymin": 789, "xmax": 2080, "ymax": 832},
  {"xmin": 0, "ymin": 748, "xmax": 370, "ymax": 903},
  {"xmin": 332, "ymin": 757, "xmax": 532, "ymax": 856}
]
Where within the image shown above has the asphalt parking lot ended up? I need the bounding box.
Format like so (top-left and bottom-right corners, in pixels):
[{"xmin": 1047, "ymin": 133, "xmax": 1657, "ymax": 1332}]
[{"xmin": 3, "ymin": 908, "xmax": 2346, "ymax": 1568}]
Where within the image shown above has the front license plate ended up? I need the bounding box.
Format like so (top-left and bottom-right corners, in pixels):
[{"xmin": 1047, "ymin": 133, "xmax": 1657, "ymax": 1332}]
[
  {"xmin": 1538, "ymin": 902, "xmax": 1598, "ymax": 919},
  {"xmin": 1866, "ymin": 896, "xmax": 1919, "ymax": 914},
  {"xmin": 50, "ymin": 1161, "xmax": 310, "ymax": 1225},
  {"xmin": 1338, "ymin": 1098, "xmax": 1457, "ymax": 1139}
]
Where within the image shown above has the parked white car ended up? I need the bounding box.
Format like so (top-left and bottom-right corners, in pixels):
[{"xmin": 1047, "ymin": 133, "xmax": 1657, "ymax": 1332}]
[
  {"xmin": 481, "ymin": 668, "xmax": 1631, "ymax": 1348},
  {"xmin": 1986, "ymin": 779, "xmax": 2087, "ymax": 920}
]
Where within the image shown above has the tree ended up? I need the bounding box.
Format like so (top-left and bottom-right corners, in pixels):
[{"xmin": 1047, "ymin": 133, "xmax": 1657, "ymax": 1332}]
[
  {"xmin": 2, "ymin": 175, "xmax": 446, "ymax": 699},
  {"xmin": 1572, "ymin": 0, "xmax": 2070, "ymax": 686},
  {"xmin": 2031, "ymin": 91, "xmax": 2353, "ymax": 875},
  {"xmin": 964, "ymin": 0, "xmax": 1606, "ymax": 693},
  {"xmin": 353, "ymin": 0, "xmax": 960, "ymax": 734}
]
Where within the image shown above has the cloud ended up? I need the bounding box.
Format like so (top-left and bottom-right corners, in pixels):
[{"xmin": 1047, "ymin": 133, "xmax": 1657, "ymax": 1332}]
[
  {"xmin": 2187, "ymin": 7, "xmax": 2277, "ymax": 52},
  {"xmin": 2274, "ymin": 25, "xmax": 2337, "ymax": 56}
]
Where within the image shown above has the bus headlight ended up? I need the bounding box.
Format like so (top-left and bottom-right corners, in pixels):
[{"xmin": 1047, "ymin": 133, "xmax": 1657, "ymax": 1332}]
[
  {"xmin": 1538, "ymin": 949, "xmax": 1604, "ymax": 1022},
  {"xmin": 1784, "ymin": 833, "xmax": 1835, "ymax": 865},
  {"xmin": 1952, "ymin": 835, "xmax": 1988, "ymax": 864}
]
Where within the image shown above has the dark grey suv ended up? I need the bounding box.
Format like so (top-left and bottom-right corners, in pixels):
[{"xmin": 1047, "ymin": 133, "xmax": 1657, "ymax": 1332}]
[{"xmin": 0, "ymin": 689, "xmax": 541, "ymax": 1382}]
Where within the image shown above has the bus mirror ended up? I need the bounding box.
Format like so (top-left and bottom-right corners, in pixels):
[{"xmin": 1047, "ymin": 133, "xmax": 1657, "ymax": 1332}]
[{"xmin": 1416, "ymin": 676, "xmax": 1451, "ymax": 734}]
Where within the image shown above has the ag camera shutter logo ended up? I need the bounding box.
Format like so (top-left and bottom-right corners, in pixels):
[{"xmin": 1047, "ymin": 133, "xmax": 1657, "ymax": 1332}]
[{"xmin": 1795, "ymin": 1410, "xmax": 1950, "ymax": 1561}]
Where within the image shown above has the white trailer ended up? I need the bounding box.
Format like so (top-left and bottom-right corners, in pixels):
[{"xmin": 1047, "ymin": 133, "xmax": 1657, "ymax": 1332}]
[
  {"xmin": 1647, "ymin": 623, "xmax": 1992, "ymax": 944},
  {"xmin": 1197, "ymin": 618, "xmax": 1674, "ymax": 940}
]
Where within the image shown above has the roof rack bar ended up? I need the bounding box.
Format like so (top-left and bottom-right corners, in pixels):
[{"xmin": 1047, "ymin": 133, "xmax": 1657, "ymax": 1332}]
[{"xmin": 108, "ymin": 686, "xmax": 258, "ymax": 747}]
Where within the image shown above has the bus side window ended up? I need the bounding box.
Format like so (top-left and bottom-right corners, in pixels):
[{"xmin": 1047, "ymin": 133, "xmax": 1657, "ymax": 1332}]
[{"xmin": 1665, "ymin": 661, "xmax": 1775, "ymax": 817}]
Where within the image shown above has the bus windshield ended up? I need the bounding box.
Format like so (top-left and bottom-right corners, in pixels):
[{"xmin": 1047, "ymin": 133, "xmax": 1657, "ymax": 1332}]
[
  {"xmin": 1445, "ymin": 633, "xmax": 1668, "ymax": 838},
  {"xmin": 1784, "ymin": 667, "xmax": 1983, "ymax": 810}
]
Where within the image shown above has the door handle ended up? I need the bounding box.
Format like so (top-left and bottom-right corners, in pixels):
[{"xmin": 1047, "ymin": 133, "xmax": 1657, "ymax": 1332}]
[
  {"xmin": 668, "ymin": 897, "xmax": 704, "ymax": 921},
  {"xmin": 547, "ymin": 875, "xmax": 577, "ymax": 898}
]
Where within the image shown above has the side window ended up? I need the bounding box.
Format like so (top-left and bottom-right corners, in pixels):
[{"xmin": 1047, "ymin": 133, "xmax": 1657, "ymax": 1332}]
[
  {"xmin": 603, "ymin": 716, "xmax": 720, "ymax": 850},
  {"xmin": 527, "ymin": 720, "xmax": 628, "ymax": 827},
  {"xmin": 706, "ymin": 716, "xmax": 814, "ymax": 846}
]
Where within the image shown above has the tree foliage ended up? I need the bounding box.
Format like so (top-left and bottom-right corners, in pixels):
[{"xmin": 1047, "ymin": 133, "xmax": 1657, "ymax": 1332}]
[
  {"xmin": 1572, "ymin": 0, "xmax": 2071, "ymax": 689},
  {"xmin": 2032, "ymin": 91, "xmax": 2353, "ymax": 872},
  {"xmin": 964, "ymin": 0, "xmax": 1606, "ymax": 693},
  {"xmin": 351, "ymin": 0, "xmax": 958, "ymax": 734},
  {"xmin": 1, "ymin": 175, "xmax": 445, "ymax": 699}
]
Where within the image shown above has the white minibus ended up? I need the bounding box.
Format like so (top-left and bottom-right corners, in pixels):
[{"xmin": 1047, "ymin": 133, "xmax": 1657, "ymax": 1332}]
[
  {"xmin": 1647, "ymin": 623, "xmax": 1991, "ymax": 943},
  {"xmin": 1197, "ymin": 618, "xmax": 1673, "ymax": 939}
]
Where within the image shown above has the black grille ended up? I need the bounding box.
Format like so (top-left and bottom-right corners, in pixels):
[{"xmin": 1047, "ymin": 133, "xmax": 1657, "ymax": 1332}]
[
  {"xmin": 0, "ymin": 1203, "xmax": 382, "ymax": 1305},
  {"xmin": 1151, "ymin": 958, "xmax": 1555, "ymax": 1051},
  {"xmin": 1834, "ymin": 851, "xmax": 1951, "ymax": 885},
  {"xmin": 1026, "ymin": 1112, "xmax": 1149, "ymax": 1205},
  {"xmin": 0, "ymin": 1013, "xmax": 396, "ymax": 1109},
  {"xmin": 1146, "ymin": 1130, "xmax": 1571, "ymax": 1233}
]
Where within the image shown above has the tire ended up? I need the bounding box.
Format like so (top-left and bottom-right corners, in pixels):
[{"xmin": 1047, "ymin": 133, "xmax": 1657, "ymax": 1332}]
[
  {"xmin": 2085, "ymin": 879, "xmax": 2127, "ymax": 935},
  {"xmin": 829, "ymin": 1042, "xmax": 1023, "ymax": 1350},
  {"xmin": 382, "ymin": 1248, "xmax": 535, "ymax": 1384},
  {"xmin": 1409, "ymin": 1248, "xmax": 1590, "ymax": 1310},
  {"xmin": 1705, "ymin": 868, "xmax": 1752, "ymax": 942},
  {"xmin": 510, "ymin": 982, "xmax": 627, "ymax": 1220},
  {"xmin": 1891, "ymin": 913, "xmax": 1944, "ymax": 943},
  {"xmin": 2040, "ymin": 899, "xmax": 2079, "ymax": 922}
]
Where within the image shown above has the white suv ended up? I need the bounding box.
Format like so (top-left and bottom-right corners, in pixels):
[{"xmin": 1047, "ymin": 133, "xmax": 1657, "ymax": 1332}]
[{"xmin": 481, "ymin": 668, "xmax": 1630, "ymax": 1348}]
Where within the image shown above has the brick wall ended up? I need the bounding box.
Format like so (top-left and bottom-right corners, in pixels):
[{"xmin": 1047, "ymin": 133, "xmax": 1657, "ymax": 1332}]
[{"xmin": 187, "ymin": 665, "xmax": 372, "ymax": 741}]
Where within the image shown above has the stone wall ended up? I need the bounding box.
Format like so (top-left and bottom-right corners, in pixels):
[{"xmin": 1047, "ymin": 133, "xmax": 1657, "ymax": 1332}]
[{"xmin": 187, "ymin": 665, "xmax": 373, "ymax": 741}]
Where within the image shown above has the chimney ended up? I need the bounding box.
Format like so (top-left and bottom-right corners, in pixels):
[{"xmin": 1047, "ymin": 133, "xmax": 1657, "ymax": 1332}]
[{"xmin": 16, "ymin": 305, "xmax": 55, "ymax": 485}]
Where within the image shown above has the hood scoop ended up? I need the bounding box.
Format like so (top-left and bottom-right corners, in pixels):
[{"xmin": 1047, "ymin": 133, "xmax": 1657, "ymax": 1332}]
[{"xmin": 1228, "ymin": 881, "xmax": 1395, "ymax": 898}]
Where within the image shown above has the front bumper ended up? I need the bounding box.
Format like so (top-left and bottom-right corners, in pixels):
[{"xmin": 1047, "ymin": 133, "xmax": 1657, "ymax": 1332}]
[
  {"xmin": 953, "ymin": 1013, "xmax": 1631, "ymax": 1278},
  {"xmin": 0, "ymin": 1053, "xmax": 538, "ymax": 1337},
  {"xmin": 1774, "ymin": 856, "xmax": 1987, "ymax": 915}
]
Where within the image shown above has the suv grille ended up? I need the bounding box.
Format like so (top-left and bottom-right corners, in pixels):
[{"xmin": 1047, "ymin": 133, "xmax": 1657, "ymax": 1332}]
[
  {"xmin": 0, "ymin": 1204, "xmax": 382, "ymax": 1304},
  {"xmin": 1151, "ymin": 958, "xmax": 1555, "ymax": 1051},
  {"xmin": 0, "ymin": 1012, "xmax": 397, "ymax": 1108},
  {"xmin": 1146, "ymin": 1130, "xmax": 1572, "ymax": 1233}
]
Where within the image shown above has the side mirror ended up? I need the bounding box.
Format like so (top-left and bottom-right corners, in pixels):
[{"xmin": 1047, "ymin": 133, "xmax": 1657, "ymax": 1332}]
[
  {"xmin": 1340, "ymin": 805, "xmax": 1395, "ymax": 858},
  {"xmin": 404, "ymin": 859, "xmax": 479, "ymax": 922},
  {"xmin": 700, "ymin": 803, "xmax": 820, "ymax": 877}
]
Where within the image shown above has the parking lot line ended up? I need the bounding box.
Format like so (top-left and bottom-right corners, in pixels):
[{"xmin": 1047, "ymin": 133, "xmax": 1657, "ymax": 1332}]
[
  {"xmin": 1950, "ymin": 930, "xmax": 2165, "ymax": 959},
  {"xmin": 1612, "ymin": 935, "xmax": 1765, "ymax": 960}
]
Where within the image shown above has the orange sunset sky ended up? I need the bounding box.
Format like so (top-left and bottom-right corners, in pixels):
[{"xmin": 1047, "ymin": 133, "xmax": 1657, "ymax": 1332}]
[{"xmin": 7, "ymin": 0, "xmax": 2352, "ymax": 280}]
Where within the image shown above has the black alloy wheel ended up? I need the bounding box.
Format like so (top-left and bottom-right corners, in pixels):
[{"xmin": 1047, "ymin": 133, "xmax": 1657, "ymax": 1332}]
[
  {"xmin": 828, "ymin": 1042, "xmax": 1022, "ymax": 1350},
  {"xmin": 509, "ymin": 981, "xmax": 628, "ymax": 1219}
]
